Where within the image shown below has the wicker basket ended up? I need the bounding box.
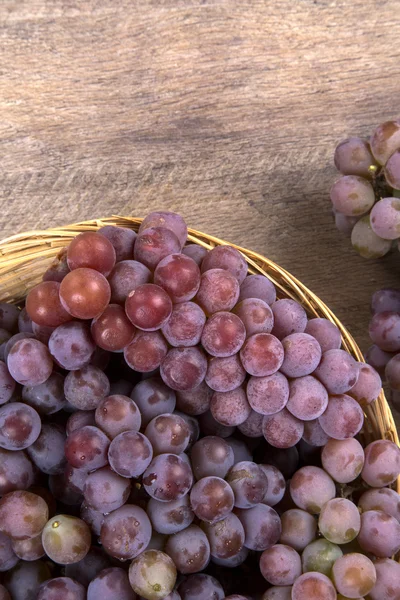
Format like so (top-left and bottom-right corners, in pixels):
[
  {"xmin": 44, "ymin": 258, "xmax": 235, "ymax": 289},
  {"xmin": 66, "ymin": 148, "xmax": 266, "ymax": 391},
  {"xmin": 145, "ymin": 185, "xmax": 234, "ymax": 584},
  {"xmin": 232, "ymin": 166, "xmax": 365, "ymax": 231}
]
[{"xmin": 0, "ymin": 215, "xmax": 398, "ymax": 490}]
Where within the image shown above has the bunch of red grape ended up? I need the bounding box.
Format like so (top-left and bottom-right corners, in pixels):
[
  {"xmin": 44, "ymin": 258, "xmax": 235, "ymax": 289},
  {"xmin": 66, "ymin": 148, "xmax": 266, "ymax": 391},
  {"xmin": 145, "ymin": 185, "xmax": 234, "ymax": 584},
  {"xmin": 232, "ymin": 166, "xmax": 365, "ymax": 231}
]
[
  {"xmin": 331, "ymin": 119, "xmax": 400, "ymax": 258},
  {"xmin": 0, "ymin": 210, "xmax": 399, "ymax": 600}
]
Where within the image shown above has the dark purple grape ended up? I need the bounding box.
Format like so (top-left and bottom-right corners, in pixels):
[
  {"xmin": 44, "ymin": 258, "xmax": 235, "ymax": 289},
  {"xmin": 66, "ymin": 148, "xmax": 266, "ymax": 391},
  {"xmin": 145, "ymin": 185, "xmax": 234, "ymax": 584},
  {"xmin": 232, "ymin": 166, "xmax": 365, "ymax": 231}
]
[
  {"xmin": 161, "ymin": 347, "xmax": 207, "ymax": 391},
  {"xmin": 37, "ymin": 577, "xmax": 86, "ymax": 600},
  {"xmin": 302, "ymin": 419, "xmax": 330, "ymax": 447},
  {"xmin": 66, "ymin": 410, "xmax": 96, "ymax": 435},
  {"xmin": 0, "ymin": 448, "xmax": 35, "ymax": 495},
  {"xmin": 98, "ymin": 225, "xmax": 137, "ymax": 261},
  {"xmin": 271, "ymin": 299, "xmax": 307, "ymax": 340},
  {"xmin": 26, "ymin": 423, "xmax": 66, "ymax": 474},
  {"xmin": 0, "ymin": 490, "xmax": 48, "ymax": 540},
  {"xmin": 109, "ymin": 378, "xmax": 133, "ymax": 396},
  {"xmin": 60, "ymin": 268, "xmax": 111, "ymax": 320},
  {"xmin": 262, "ymin": 408, "xmax": 304, "ymax": 448},
  {"xmin": 139, "ymin": 211, "xmax": 188, "ymax": 248},
  {"xmin": 87, "ymin": 567, "xmax": 136, "ymax": 600},
  {"xmin": 0, "ymin": 329, "xmax": 12, "ymax": 362},
  {"xmin": 80, "ymin": 502, "xmax": 105, "ymax": 536},
  {"xmin": 190, "ymin": 436, "xmax": 234, "ymax": 480},
  {"xmin": 369, "ymin": 311, "xmax": 400, "ymax": 352},
  {"xmin": 182, "ymin": 243, "xmax": 208, "ymax": 265},
  {"xmin": 7, "ymin": 338, "xmax": 52, "ymax": 386},
  {"xmin": 176, "ymin": 381, "xmax": 212, "ymax": 415},
  {"xmin": 64, "ymin": 463, "xmax": 88, "ymax": 494},
  {"xmin": 83, "ymin": 465, "xmax": 131, "ymax": 512},
  {"xmin": 0, "ymin": 360, "xmax": 16, "ymax": 405},
  {"xmin": 4, "ymin": 332, "xmax": 36, "ymax": 362},
  {"xmin": 108, "ymin": 431, "xmax": 153, "ymax": 478},
  {"xmin": 49, "ymin": 321, "xmax": 95, "ymax": 370},
  {"xmin": 314, "ymin": 349, "xmax": 359, "ymax": 393},
  {"xmin": 131, "ymin": 377, "xmax": 176, "ymax": 426},
  {"xmin": 202, "ymin": 512, "xmax": 245, "ymax": 559},
  {"xmin": 318, "ymin": 394, "xmax": 363, "ymax": 439},
  {"xmin": 3, "ymin": 560, "xmax": 51, "ymax": 600},
  {"xmin": 124, "ymin": 330, "xmax": 168, "ymax": 373},
  {"xmin": 143, "ymin": 453, "xmax": 193, "ymax": 501},
  {"xmin": 91, "ymin": 304, "xmax": 136, "ymax": 351},
  {"xmin": 196, "ymin": 269, "xmax": 240, "ymax": 315},
  {"xmin": 197, "ymin": 410, "xmax": 235, "ymax": 438},
  {"xmin": 210, "ymin": 387, "xmax": 251, "ymax": 426},
  {"xmin": 109, "ymin": 259, "xmax": 152, "ymax": 305},
  {"xmin": 64, "ymin": 547, "xmax": 111, "ymax": 588},
  {"xmin": 95, "ymin": 394, "xmax": 141, "ymax": 438},
  {"xmin": 240, "ymin": 333, "xmax": 284, "ymax": 377},
  {"xmin": 64, "ymin": 365, "xmax": 110, "ymax": 410},
  {"xmin": 225, "ymin": 437, "xmax": 253, "ymax": 463},
  {"xmin": 0, "ymin": 531, "xmax": 18, "ymax": 572},
  {"xmin": 18, "ymin": 308, "xmax": 33, "ymax": 333},
  {"xmin": 154, "ymin": 253, "xmax": 201, "ymax": 303},
  {"xmin": 134, "ymin": 227, "xmax": 181, "ymax": 270},
  {"xmin": 178, "ymin": 574, "xmax": 224, "ymax": 600},
  {"xmin": 237, "ymin": 503, "xmax": 281, "ymax": 551},
  {"xmin": 65, "ymin": 425, "xmax": 109, "ymax": 470},
  {"xmin": 0, "ymin": 303, "xmax": 19, "ymax": 333},
  {"xmin": 48, "ymin": 472, "xmax": 83, "ymax": 506},
  {"xmin": 162, "ymin": 302, "xmax": 206, "ymax": 347},
  {"xmin": 0, "ymin": 402, "xmax": 41, "ymax": 450},
  {"xmin": 32, "ymin": 322, "xmax": 56, "ymax": 344},
  {"xmin": 147, "ymin": 494, "xmax": 194, "ymax": 534},
  {"xmin": 201, "ymin": 312, "xmax": 246, "ymax": 357},
  {"xmin": 246, "ymin": 371, "xmax": 289, "ymax": 415},
  {"xmin": 22, "ymin": 371, "xmax": 66, "ymax": 415},
  {"xmin": 226, "ymin": 461, "xmax": 268, "ymax": 508},
  {"xmin": 43, "ymin": 247, "xmax": 70, "ymax": 283},
  {"xmin": 11, "ymin": 534, "xmax": 44, "ymax": 561},
  {"xmin": 259, "ymin": 464, "xmax": 285, "ymax": 507},
  {"xmin": 365, "ymin": 344, "xmax": 394, "ymax": 377},
  {"xmin": 100, "ymin": 504, "xmax": 152, "ymax": 560},
  {"xmin": 165, "ymin": 525, "xmax": 210, "ymax": 574},
  {"xmin": 145, "ymin": 413, "xmax": 190, "ymax": 455}
]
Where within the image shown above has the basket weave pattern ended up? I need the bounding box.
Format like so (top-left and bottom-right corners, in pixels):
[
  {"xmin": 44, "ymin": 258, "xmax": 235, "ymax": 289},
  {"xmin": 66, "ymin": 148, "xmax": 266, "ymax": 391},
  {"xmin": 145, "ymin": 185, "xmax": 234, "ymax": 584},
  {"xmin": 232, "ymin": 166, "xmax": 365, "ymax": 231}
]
[{"xmin": 0, "ymin": 215, "xmax": 398, "ymax": 484}]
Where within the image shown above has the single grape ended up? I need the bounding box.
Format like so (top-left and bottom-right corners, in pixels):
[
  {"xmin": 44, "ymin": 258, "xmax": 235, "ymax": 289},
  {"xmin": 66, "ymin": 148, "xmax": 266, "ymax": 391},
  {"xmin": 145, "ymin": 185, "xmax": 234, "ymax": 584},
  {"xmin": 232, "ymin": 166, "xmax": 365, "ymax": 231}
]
[
  {"xmin": 260, "ymin": 544, "xmax": 301, "ymax": 585},
  {"xmin": 134, "ymin": 227, "xmax": 181, "ymax": 270},
  {"xmin": 358, "ymin": 510, "xmax": 400, "ymax": 557},
  {"xmin": 292, "ymin": 572, "xmax": 337, "ymax": 600},
  {"xmin": 64, "ymin": 546, "xmax": 111, "ymax": 587},
  {"xmin": 211, "ymin": 545, "xmax": 249, "ymax": 567},
  {"xmin": 65, "ymin": 425, "xmax": 109, "ymax": 470},
  {"xmin": 236, "ymin": 503, "xmax": 281, "ymax": 551},
  {"xmin": 80, "ymin": 503, "xmax": 104, "ymax": 536},
  {"xmin": 165, "ymin": 525, "xmax": 210, "ymax": 574},
  {"xmin": 226, "ymin": 461, "xmax": 267, "ymax": 508},
  {"xmin": 161, "ymin": 347, "xmax": 207, "ymax": 391},
  {"xmin": 109, "ymin": 260, "xmax": 152, "ymax": 304},
  {"xmin": 98, "ymin": 224, "xmax": 137, "ymax": 261},
  {"xmin": 306, "ymin": 319, "xmax": 341, "ymax": 355},
  {"xmin": 347, "ymin": 362, "xmax": 382, "ymax": 407},
  {"xmin": 314, "ymin": 349, "xmax": 359, "ymax": 394},
  {"xmin": 147, "ymin": 494, "xmax": 194, "ymax": 534},
  {"xmin": 154, "ymin": 253, "xmax": 201, "ymax": 303},
  {"xmin": 368, "ymin": 558, "xmax": 400, "ymax": 600},
  {"xmin": 369, "ymin": 310, "xmax": 400, "ymax": 352},
  {"xmin": 370, "ymin": 119, "xmax": 400, "ymax": 165},
  {"xmin": 261, "ymin": 587, "xmax": 291, "ymax": 600},
  {"xmin": 321, "ymin": 438, "xmax": 364, "ymax": 483},
  {"xmin": 145, "ymin": 413, "xmax": 190, "ymax": 455},
  {"xmin": 139, "ymin": 211, "xmax": 188, "ymax": 248},
  {"xmin": 66, "ymin": 410, "xmax": 96, "ymax": 434},
  {"xmin": 290, "ymin": 466, "xmax": 335, "ymax": 514},
  {"xmin": 42, "ymin": 514, "xmax": 91, "ymax": 564},
  {"xmin": 0, "ymin": 402, "xmax": 41, "ymax": 450},
  {"xmin": 12, "ymin": 534, "xmax": 44, "ymax": 561},
  {"xmin": 100, "ymin": 504, "xmax": 151, "ymax": 560},
  {"xmin": 195, "ymin": 268, "xmax": 240, "ymax": 315},
  {"xmin": 372, "ymin": 288, "xmax": 400, "ymax": 314},
  {"xmin": 162, "ymin": 302, "xmax": 206, "ymax": 347},
  {"xmin": 332, "ymin": 553, "xmax": 376, "ymax": 598},
  {"xmin": 246, "ymin": 371, "xmax": 289, "ymax": 415},
  {"xmin": 271, "ymin": 299, "xmax": 307, "ymax": 340},
  {"xmin": 334, "ymin": 136, "xmax": 377, "ymax": 177},
  {"xmin": 7, "ymin": 338, "xmax": 53, "ymax": 386},
  {"xmin": 318, "ymin": 498, "xmax": 360, "ymax": 544},
  {"xmin": 280, "ymin": 333, "xmax": 322, "ymax": 378},
  {"xmin": 64, "ymin": 365, "xmax": 110, "ymax": 410},
  {"xmin": 239, "ymin": 274, "xmax": 276, "ymax": 305},
  {"xmin": 67, "ymin": 231, "xmax": 116, "ymax": 275},
  {"xmin": 83, "ymin": 465, "xmax": 131, "ymax": 512},
  {"xmin": 358, "ymin": 487, "xmax": 400, "ymax": 522},
  {"xmin": 0, "ymin": 303, "xmax": 19, "ymax": 332},
  {"xmin": 240, "ymin": 333, "xmax": 284, "ymax": 377},
  {"xmin": 385, "ymin": 353, "xmax": 400, "ymax": 392},
  {"xmin": 190, "ymin": 476, "xmax": 234, "ymax": 523},
  {"xmin": 210, "ymin": 387, "xmax": 251, "ymax": 426},
  {"xmin": 143, "ymin": 453, "xmax": 193, "ymax": 501},
  {"xmin": 178, "ymin": 574, "xmax": 224, "ymax": 600},
  {"xmin": 286, "ymin": 375, "xmax": 328, "ymax": 421},
  {"xmin": 319, "ymin": 394, "xmax": 363, "ymax": 439},
  {"xmin": 124, "ymin": 330, "xmax": 168, "ymax": 373},
  {"xmin": 233, "ymin": 298, "xmax": 274, "ymax": 338},
  {"xmin": 176, "ymin": 381, "xmax": 212, "ymax": 415},
  {"xmin": 48, "ymin": 472, "xmax": 83, "ymax": 506},
  {"xmin": 95, "ymin": 394, "xmax": 141, "ymax": 439},
  {"xmin": 27, "ymin": 423, "xmax": 66, "ymax": 475},
  {"xmin": 129, "ymin": 549, "xmax": 177, "ymax": 599},
  {"xmin": 334, "ymin": 210, "xmax": 360, "ymax": 236},
  {"xmin": 125, "ymin": 283, "xmax": 172, "ymax": 331},
  {"xmin": 26, "ymin": 281, "xmax": 72, "ymax": 328},
  {"xmin": 370, "ymin": 197, "xmax": 400, "ymax": 239},
  {"xmin": 0, "ymin": 329, "xmax": 12, "ymax": 361},
  {"xmin": 3, "ymin": 331, "xmax": 36, "ymax": 362},
  {"xmin": 198, "ymin": 410, "xmax": 235, "ymax": 438},
  {"xmin": 279, "ymin": 508, "xmax": 317, "ymax": 551},
  {"xmin": 0, "ymin": 360, "xmax": 15, "ymax": 405},
  {"xmin": 361, "ymin": 439, "xmax": 400, "ymax": 487},
  {"xmin": 330, "ymin": 175, "xmax": 375, "ymax": 216},
  {"xmin": 37, "ymin": 577, "xmax": 86, "ymax": 600},
  {"xmin": 108, "ymin": 430, "xmax": 153, "ymax": 477},
  {"xmin": 201, "ymin": 245, "xmax": 248, "ymax": 284},
  {"xmin": 262, "ymin": 408, "xmax": 304, "ymax": 448},
  {"xmin": 202, "ymin": 512, "xmax": 245, "ymax": 559},
  {"xmin": 131, "ymin": 377, "xmax": 176, "ymax": 426},
  {"xmin": 238, "ymin": 409, "xmax": 264, "ymax": 437},
  {"xmin": 48, "ymin": 321, "xmax": 95, "ymax": 370},
  {"xmin": 0, "ymin": 448, "xmax": 35, "ymax": 495},
  {"xmin": 258, "ymin": 464, "xmax": 285, "ymax": 507},
  {"xmin": 91, "ymin": 303, "xmax": 136, "ymax": 351},
  {"xmin": 302, "ymin": 419, "xmax": 331, "ymax": 446},
  {"xmin": 32, "ymin": 322, "xmax": 56, "ymax": 344},
  {"xmin": 60, "ymin": 268, "xmax": 111, "ymax": 319},
  {"xmin": 301, "ymin": 538, "xmax": 343, "ymax": 575},
  {"xmin": 365, "ymin": 344, "xmax": 394, "ymax": 377},
  {"xmin": 351, "ymin": 214, "xmax": 392, "ymax": 258},
  {"xmin": 0, "ymin": 490, "xmax": 48, "ymax": 540},
  {"xmin": 190, "ymin": 435, "xmax": 234, "ymax": 479},
  {"xmin": 206, "ymin": 356, "xmax": 247, "ymax": 397},
  {"xmin": 182, "ymin": 243, "xmax": 208, "ymax": 265},
  {"xmin": 22, "ymin": 371, "xmax": 66, "ymax": 415},
  {"xmin": 87, "ymin": 567, "xmax": 137, "ymax": 600},
  {"xmin": 0, "ymin": 531, "xmax": 18, "ymax": 571},
  {"xmin": 3, "ymin": 560, "xmax": 51, "ymax": 600},
  {"xmin": 64, "ymin": 463, "xmax": 87, "ymax": 494},
  {"xmin": 201, "ymin": 311, "xmax": 246, "ymax": 357}
]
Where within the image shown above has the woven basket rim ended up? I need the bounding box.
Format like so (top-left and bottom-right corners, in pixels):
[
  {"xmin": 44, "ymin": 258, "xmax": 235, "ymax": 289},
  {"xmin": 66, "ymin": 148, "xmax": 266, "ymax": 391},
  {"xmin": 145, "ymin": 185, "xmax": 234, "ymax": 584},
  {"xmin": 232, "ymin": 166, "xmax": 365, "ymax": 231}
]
[{"xmin": 0, "ymin": 214, "xmax": 398, "ymax": 491}]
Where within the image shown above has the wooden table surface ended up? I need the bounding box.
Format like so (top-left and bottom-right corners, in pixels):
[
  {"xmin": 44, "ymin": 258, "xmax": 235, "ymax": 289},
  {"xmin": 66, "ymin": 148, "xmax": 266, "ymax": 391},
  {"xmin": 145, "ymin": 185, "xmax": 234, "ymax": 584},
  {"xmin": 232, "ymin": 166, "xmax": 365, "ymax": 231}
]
[{"xmin": 1, "ymin": 1, "xmax": 400, "ymax": 383}]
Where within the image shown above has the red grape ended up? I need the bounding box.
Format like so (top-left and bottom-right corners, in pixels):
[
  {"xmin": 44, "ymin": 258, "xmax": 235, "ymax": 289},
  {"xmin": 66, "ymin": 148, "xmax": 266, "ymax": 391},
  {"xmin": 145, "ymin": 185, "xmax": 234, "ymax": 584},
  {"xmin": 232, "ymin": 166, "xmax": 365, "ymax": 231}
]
[
  {"xmin": 161, "ymin": 347, "xmax": 207, "ymax": 391},
  {"xmin": 125, "ymin": 283, "xmax": 172, "ymax": 331},
  {"xmin": 98, "ymin": 225, "xmax": 137, "ymax": 261},
  {"xmin": 64, "ymin": 425, "xmax": 109, "ymax": 470},
  {"xmin": 7, "ymin": 338, "xmax": 53, "ymax": 386},
  {"xmin": 154, "ymin": 253, "xmax": 201, "ymax": 302},
  {"xmin": 196, "ymin": 269, "xmax": 240, "ymax": 315},
  {"xmin": 162, "ymin": 301, "xmax": 206, "ymax": 347},
  {"xmin": 206, "ymin": 354, "xmax": 246, "ymax": 392},
  {"xmin": 139, "ymin": 211, "xmax": 188, "ymax": 248},
  {"xmin": 262, "ymin": 408, "xmax": 304, "ymax": 448},
  {"xmin": 26, "ymin": 281, "xmax": 72, "ymax": 327},
  {"xmin": 109, "ymin": 259, "xmax": 152, "ymax": 304},
  {"xmin": 201, "ymin": 312, "xmax": 246, "ymax": 357},
  {"xmin": 210, "ymin": 387, "xmax": 251, "ymax": 426},
  {"xmin": 134, "ymin": 227, "xmax": 181, "ymax": 270},
  {"xmin": 91, "ymin": 303, "xmax": 136, "ymax": 351},
  {"xmin": 240, "ymin": 333, "xmax": 284, "ymax": 377},
  {"xmin": 60, "ymin": 268, "xmax": 111, "ymax": 319},
  {"xmin": 201, "ymin": 245, "xmax": 248, "ymax": 284},
  {"xmin": 124, "ymin": 330, "xmax": 168, "ymax": 372},
  {"xmin": 67, "ymin": 231, "xmax": 116, "ymax": 275}
]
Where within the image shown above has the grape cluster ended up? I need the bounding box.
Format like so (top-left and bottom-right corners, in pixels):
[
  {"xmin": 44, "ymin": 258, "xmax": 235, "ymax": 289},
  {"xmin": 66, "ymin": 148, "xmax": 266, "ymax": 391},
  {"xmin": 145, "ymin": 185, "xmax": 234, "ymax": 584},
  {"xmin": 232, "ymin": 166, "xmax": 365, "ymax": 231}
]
[
  {"xmin": 0, "ymin": 211, "xmax": 399, "ymax": 600},
  {"xmin": 331, "ymin": 119, "xmax": 400, "ymax": 258}
]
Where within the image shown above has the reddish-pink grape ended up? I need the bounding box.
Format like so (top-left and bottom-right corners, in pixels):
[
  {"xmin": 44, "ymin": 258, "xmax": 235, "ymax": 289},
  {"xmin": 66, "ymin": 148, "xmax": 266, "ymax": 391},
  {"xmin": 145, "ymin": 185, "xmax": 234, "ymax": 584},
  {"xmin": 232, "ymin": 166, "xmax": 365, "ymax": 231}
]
[
  {"xmin": 0, "ymin": 491, "xmax": 48, "ymax": 540},
  {"xmin": 369, "ymin": 311, "xmax": 400, "ymax": 352},
  {"xmin": 334, "ymin": 136, "xmax": 377, "ymax": 177},
  {"xmin": 330, "ymin": 175, "xmax": 375, "ymax": 216},
  {"xmin": 130, "ymin": 377, "xmax": 176, "ymax": 426},
  {"xmin": 290, "ymin": 466, "xmax": 336, "ymax": 514},
  {"xmin": 134, "ymin": 227, "xmax": 181, "ymax": 270},
  {"xmin": 262, "ymin": 408, "xmax": 304, "ymax": 448},
  {"xmin": 246, "ymin": 371, "xmax": 289, "ymax": 415},
  {"xmin": 292, "ymin": 572, "xmax": 337, "ymax": 600},
  {"xmin": 95, "ymin": 394, "xmax": 141, "ymax": 438},
  {"xmin": 361, "ymin": 439, "xmax": 400, "ymax": 487},
  {"xmin": 124, "ymin": 330, "xmax": 168, "ymax": 372},
  {"xmin": 280, "ymin": 333, "xmax": 321, "ymax": 378},
  {"xmin": 319, "ymin": 394, "xmax": 363, "ymax": 439},
  {"xmin": 190, "ymin": 436, "xmax": 234, "ymax": 480},
  {"xmin": 49, "ymin": 321, "xmax": 95, "ymax": 370},
  {"xmin": 39, "ymin": 577, "xmax": 86, "ymax": 600},
  {"xmin": 237, "ymin": 504, "xmax": 281, "ymax": 551},
  {"xmin": 7, "ymin": 338, "xmax": 52, "ymax": 386},
  {"xmin": 67, "ymin": 231, "xmax": 116, "ymax": 275},
  {"xmin": 26, "ymin": 281, "xmax": 72, "ymax": 327},
  {"xmin": 98, "ymin": 225, "xmax": 137, "ymax": 261},
  {"xmin": 280, "ymin": 509, "xmax": 317, "ymax": 551},
  {"xmin": 65, "ymin": 425, "xmax": 109, "ymax": 470},
  {"xmin": 233, "ymin": 298, "xmax": 274, "ymax": 337},
  {"xmin": 201, "ymin": 311, "xmax": 246, "ymax": 357},
  {"xmin": 240, "ymin": 333, "xmax": 284, "ymax": 377},
  {"xmin": 0, "ymin": 402, "xmax": 41, "ymax": 450},
  {"xmin": 210, "ymin": 387, "xmax": 251, "ymax": 426},
  {"xmin": 226, "ymin": 461, "xmax": 267, "ymax": 509},
  {"xmin": 238, "ymin": 409, "xmax": 264, "ymax": 437},
  {"xmin": 154, "ymin": 253, "xmax": 201, "ymax": 303},
  {"xmin": 91, "ymin": 304, "xmax": 136, "ymax": 351},
  {"xmin": 162, "ymin": 302, "xmax": 206, "ymax": 347},
  {"xmin": 286, "ymin": 375, "xmax": 328, "ymax": 421},
  {"xmin": 60, "ymin": 268, "xmax": 111, "ymax": 319},
  {"xmin": 109, "ymin": 260, "xmax": 152, "ymax": 304},
  {"xmin": 321, "ymin": 437, "xmax": 364, "ymax": 483},
  {"xmin": 190, "ymin": 476, "xmax": 234, "ymax": 523},
  {"xmin": 239, "ymin": 274, "xmax": 276, "ymax": 305},
  {"xmin": 201, "ymin": 245, "xmax": 248, "ymax": 284},
  {"xmin": 370, "ymin": 197, "xmax": 400, "ymax": 240},
  {"xmin": 333, "ymin": 553, "xmax": 376, "ymax": 598},
  {"xmin": 305, "ymin": 318, "xmax": 341, "ymax": 353},
  {"xmin": 125, "ymin": 283, "xmax": 172, "ymax": 331},
  {"xmin": 358, "ymin": 487, "xmax": 400, "ymax": 522},
  {"xmin": 139, "ymin": 211, "xmax": 188, "ymax": 248},
  {"xmin": 145, "ymin": 413, "xmax": 190, "ymax": 455},
  {"xmin": 143, "ymin": 453, "xmax": 193, "ymax": 501},
  {"xmin": 314, "ymin": 348, "xmax": 359, "ymax": 394},
  {"xmin": 196, "ymin": 268, "xmax": 240, "ymax": 315},
  {"xmin": 358, "ymin": 510, "xmax": 400, "ymax": 557},
  {"xmin": 161, "ymin": 346, "xmax": 207, "ymax": 391},
  {"xmin": 260, "ymin": 544, "xmax": 301, "ymax": 585},
  {"xmin": 108, "ymin": 430, "xmax": 153, "ymax": 478},
  {"xmin": 3, "ymin": 331, "xmax": 35, "ymax": 362},
  {"xmin": 271, "ymin": 299, "xmax": 307, "ymax": 340},
  {"xmin": 176, "ymin": 381, "xmax": 212, "ymax": 415},
  {"xmin": 64, "ymin": 365, "xmax": 110, "ymax": 410},
  {"xmin": 348, "ymin": 362, "xmax": 382, "ymax": 406},
  {"xmin": 42, "ymin": 248, "xmax": 70, "ymax": 283},
  {"xmin": 182, "ymin": 243, "xmax": 208, "ymax": 265}
]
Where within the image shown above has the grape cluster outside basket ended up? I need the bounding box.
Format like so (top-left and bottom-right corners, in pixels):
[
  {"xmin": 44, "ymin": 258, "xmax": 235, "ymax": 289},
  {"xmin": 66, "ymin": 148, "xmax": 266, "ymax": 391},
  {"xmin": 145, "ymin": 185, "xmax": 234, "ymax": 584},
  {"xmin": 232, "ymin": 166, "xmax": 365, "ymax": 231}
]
[{"xmin": 0, "ymin": 215, "xmax": 398, "ymax": 491}]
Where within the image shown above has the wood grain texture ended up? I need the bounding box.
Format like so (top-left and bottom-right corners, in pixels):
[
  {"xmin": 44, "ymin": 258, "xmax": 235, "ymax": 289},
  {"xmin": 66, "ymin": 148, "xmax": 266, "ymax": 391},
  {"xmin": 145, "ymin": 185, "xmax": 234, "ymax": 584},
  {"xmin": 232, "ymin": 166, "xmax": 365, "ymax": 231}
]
[{"xmin": 1, "ymin": 0, "xmax": 400, "ymax": 418}]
